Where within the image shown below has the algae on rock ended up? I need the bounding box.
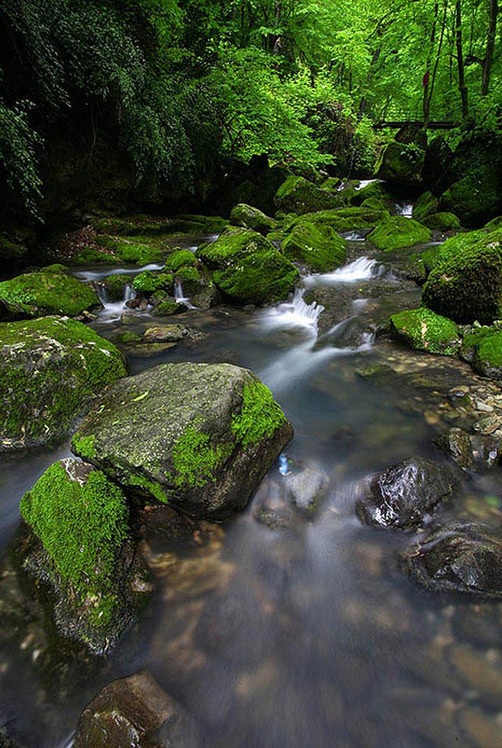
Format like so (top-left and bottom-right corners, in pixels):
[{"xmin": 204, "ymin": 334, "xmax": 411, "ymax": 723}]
[
  {"xmin": 390, "ymin": 308, "xmax": 460, "ymax": 356},
  {"xmin": 368, "ymin": 216, "xmax": 431, "ymax": 251}
]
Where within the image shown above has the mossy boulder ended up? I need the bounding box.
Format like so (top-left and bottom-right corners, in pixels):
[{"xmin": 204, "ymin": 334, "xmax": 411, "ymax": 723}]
[
  {"xmin": 174, "ymin": 265, "xmax": 202, "ymax": 295},
  {"xmin": 390, "ymin": 308, "xmax": 460, "ymax": 356},
  {"xmin": 19, "ymin": 459, "xmax": 148, "ymax": 654},
  {"xmin": 0, "ymin": 267, "xmax": 100, "ymax": 319},
  {"xmin": 460, "ymin": 326, "xmax": 502, "ymax": 380},
  {"xmin": 485, "ymin": 216, "xmax": 502, "ymax": 231},
  {"xmin": 351, "ymin": 181, "xmax": 394, "ymax": 208},
  {"xmin": 163, "ymin": 249, "xmax": 198, "ymax": 273},
  {"xmin": 422, "ymin": 212, "xmax": 461, "ymax": 231},
  {"xmin": 412, "ymin": 191, "xmax": 439, "ymax": 223},
  {"xmin": 285, "ymin": 207, "xmax": 388, "ymax": 234},
  {"xmin": 230, "ymin": 204, "xmax": 277, "ymax": 235},
  {"xmin": 132, "ymin": 271, "xmax": 173, "ymax": 295},
  {"xmin": 100, "ymin": 274, "xmax": 134, "ymax": 302},
  {"xmin": 96, "ymin": 236, "xmax": 164, "ymax": 266},
  {"xmin": 153, "ymin": 299, "xmax": 183, "ymax": 316},
  {"xmin": 377, "ymin": 141, "xmax": 425, "ymax": 187},
  {"xmin": 320, "ymin": 177, "xmax": 342, "ymax": 193},
  {"xmin": 368, "ymin": 216, "xmax": 431, "ymax": 251},
  {"xmin": 0, "ymin": 316, "xmax": 126, "ymax": 450},
  {"xmin": 422, "ymin": 229, "xmax": 502, "ymax": 324},
  {"xmin": 440, "ymin": 167, "xmax": 501, "ymax": 227},
  {"xmin": 274, "ymin": 175, "xmax": 339, "ymax": 215},
  {"xmin": 72, "ymin": 362, "xmax": 293, "ymax": 521},
  {"xmin": 281, "ymin": 220, "xmax": 347, "ymax": 273},
  {"xmin": 197, "ymin": 228, "xmax": 299, "ymax": 305}
]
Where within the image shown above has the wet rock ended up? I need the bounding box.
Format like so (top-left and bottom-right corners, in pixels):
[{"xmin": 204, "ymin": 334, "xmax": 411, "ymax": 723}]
[
  {"xmin": 402, "ymin": 523, "xmax": 502, "ymax": 598},
  {"xmin": 252, "ymin": 480, "xmax": 297, "ymax": 530},
  {"xmin": 460, "ymin": 325, "xmax": 502, "ymax": 381},
  {"xmin": 437, "ymin": 428, "xmax": 501, "ymax": 470},
  {"xmin": 284, "ymin": 466, "xmax": 329, "ymax": 517},
  {"xmin": 99, "ymin": 274, "xmax": 134, "ymax": 302},
  {"xmin": 18, "ymin": 459, "xmax": 150, "ymax": 655},
  {"xmin": 74, "ymin": 671, "xmax": 200, "ymax": 747},
  {"xmin": 357, "ymin": 457, "xmax": 459, "ymax": 529},
  {"xmin": 197, "ymin": 228, "xmax": 299, "ymax": 305},
  {"xmin": 281, "ymin": 219, "xmax": 347, "ymax": 273},
  {"xmin": 229, "ymin": 203, "xmax": 277, "ymax": 235},
  {"xmin": 390, "ymin": 307, "xmax": 460, "ymax": 356},
  {"xmin": 0, "ymin": 316, "xmax": 126, "ymax": 451},
  {"xmin": 273, "ymin": 175, "xmax": 339, "ymax": 215},
  {"xmin": 191, "ymin": 283, "xmax": 222, "ymax": 310},
  {"xmin": 457, "ymin": 707, "xmax": 502, "ymax": 748},
  {"xmin": 72, "ymin": 362, "xmax": 293, "ymax": 521},
  {"xmin": 368, "ymin": 216, "xmax": 431, "ymax": 251}
]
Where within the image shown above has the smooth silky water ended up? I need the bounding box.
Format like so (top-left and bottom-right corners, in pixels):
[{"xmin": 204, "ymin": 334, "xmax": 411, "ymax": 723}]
[{"xmin": 1, "ymin": 237, "xmax": 502, "ymax": 748}]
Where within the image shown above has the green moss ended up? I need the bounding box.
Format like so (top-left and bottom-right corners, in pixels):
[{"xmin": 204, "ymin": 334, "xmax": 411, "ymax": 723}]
[
  {"xmin": 198, "ymin": 228, "xmax": 299, "ymax": 304},
  {"xmin": 20, "ymin": 462, "xmax": 129, "ymax": 611},
  {"xmin": 274, "ymin": 175, "xmax": 339, "ymax": 215},
  {"xmin": 128, "ymin": 474, "xmax": 170, "ymax": 503},
  {"xmin": 71, "ymin": 434, "xmax": 96, "ymax": 461},
  {"xmin": 154, "ymin": 300, "xmax": 180, "ymax": 316},
  {"xmin": 232, "ymin": 380, "xmax": 287, "ymax": 447},
  {"xmin": 412, "ymin": 191, "xmax": 439, "ymax": 223},
  {"xmin": 282, "ymin": 220, "xmax": 347, "ymax": 272},
  {"xmin": 67, "ymin": 247, "xmax": 121, "ymax": 266},
  {"xmin": 460, "ymin": 326, "xmax": 502, "ymax": 379},
  {"xmin": 423, "ymin": 228, "xmax": 502, "ymax": 324},
  {"xmin": 320, "ymin": 177, "xmax": 341, "ymax": 193},
  {"xmin": 390, "ymin": 308, "xmax": 460, "ymax": 355},
  {"xmin": 376, "ymin": 141, "xmax": 425, "ymax": 186},
  {"xmin": 422, "ymin": 212, "xmax": 461, "ymax": 231},
  {"xmin": 351, "ymin": 181, "xmax": 394, "ymax": 207},
  {"xmin": 440, "ymin": 165, "xmax": 500, "ymax": 227},
  {"xmin": 102, "ymin": 274, "xmax": 133, "ymax": 301},
  {"xmin": 97, "ymin": 236, "xmax": 164, "ymax": 266},
  {"xmin": 368, "ymin": 216, "xmax": 432, "ymax": 251},
  {"xmin": 132, "ymin": 271, "xmax": 173, "ymax": 294},
  {"xmin": 0, "ymin": 269, "xmax": 99, "ymax": 317},
  {"xmin": 285, "ymin": 207, "xmax": 389, "ymax": 234},
  {"xmin": 229, "ymin": 204, "xmax": 277, "ymax": 234},
  {"xmin": 485, "ymin": 216, "xmax": 502, "ymax": 231},
  {"xmin": 164, "ymin": 250, "xmax": 198, "ymax": 272},
  {"xmin": 170, "ymin": 427, "xmax": 231, "ymax": 489}
]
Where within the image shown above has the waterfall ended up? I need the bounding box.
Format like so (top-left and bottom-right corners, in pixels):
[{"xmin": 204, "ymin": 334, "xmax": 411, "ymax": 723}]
[
  {"xmin": 304, "ymin": 257, "xmax": 382, "ymax": 286},
  {"xmin": 395, "ymin": 201, "xmax": 413, "ymax": 218},
  {"xmin": 260, "ymin": 289, "xmax": 324, "ymax": 335}
]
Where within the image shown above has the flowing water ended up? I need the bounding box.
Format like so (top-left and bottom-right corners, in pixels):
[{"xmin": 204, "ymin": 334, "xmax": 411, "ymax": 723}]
[{"xmin": 1, "ymin": 232, "xmax": 502, "ymax": 748}]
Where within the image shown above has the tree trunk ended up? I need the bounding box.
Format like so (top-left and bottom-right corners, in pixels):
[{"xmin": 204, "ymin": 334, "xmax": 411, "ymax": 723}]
[
  {"xmin": 481, "ymin": 0, "xmax": 498, "ymax": 95},
  {"xmin": 455, "ymin": 1, "xmax": 469, "ymax": 117}
]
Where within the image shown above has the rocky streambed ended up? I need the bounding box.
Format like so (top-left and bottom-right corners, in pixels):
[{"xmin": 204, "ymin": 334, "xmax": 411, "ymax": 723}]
[{"xmin": 0, "ymin": 200, "xmax": 501, "ymax": 747}]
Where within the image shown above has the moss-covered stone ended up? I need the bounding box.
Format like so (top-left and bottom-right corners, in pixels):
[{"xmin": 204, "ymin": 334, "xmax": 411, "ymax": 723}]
[
  {"xmin": 132, "ymin": 271, "xmax": 173, "ymax": 295},
  {"xmin": 422, "ymin": 229, "xmax": 502, "ymax": 324},
  {"xmin": 281, "ymin": 220, "xmax": 347, "ymax": 272},
  {"xmin": 413, "ymin": 191, "xmax": 439, "ymax": 223},
  {"xmin": 154, "ymin": 299, "xmax": 182, "ymax": 316},
  {"xmin": 71, "ymin": 362, "xmax": 293, "ymax": 521},
  {"xmin": 97, "ymin": 236, "xmax": 164, "ymax": 266},
  {"xmin": 0, "ymin": 268, "xmax": 100, "ymax": 319},
  {"xmin": 390, "ymin": 308, "xmax": 460, "ymax": 356},
  {"xmin": 229, "ymin": 204, "xmax": 277, "ymax": 235},
  {"xmin": 377, "ymin": 141, "xmax": 425, "ymax": 187},
  {"xmin": 0, "ymin": 316, "xmax": 127, "ymax": 450},
  {"xmin": 460, "ymin": 326, "xmax": 502, "ymax": 380},
  {"xmin": 422, "ymin": 212, "xmax": 461, "ymax": 231},
  {"xmin": 368, "ymin": 216, "xmax": 432, "ymax": 251},
  {"xmin": 19, "ymin": 459, "xmax": 147, "ymax": 654},
  {"xmin": 351, "ymin": 181, "xmax": 394, "ymax": 208},
  {"xmin": 285, "ymin": 206, "xmax": 388, "ymax": 234},
  {"xmin": 485, "ymin": 216, "xmax": 502, "ymax": 231},
  {"xmin": 320, "ymin": 177, "xmax": 341, "ymax": 193},
  {"xmin": 440, "ymin": 166, "xmax": 501, "ymax": 227},
  {"xmin": 197, "ymin": 228, "xmax": 299, "ymax": 305},
  {"xmin": 274, "ymin": 175, "xmax": 339, "ymax": 215},
  {"xmin": 101, "ymin": 274, "xmax": 134, "ymax": 302},
  {"xmin": 67, "ymin": 247, "xmax": 122, "ymax": 266},
  {"xmin": 163, "ymin": 249, "xmax": 197, "ymax": 273}
]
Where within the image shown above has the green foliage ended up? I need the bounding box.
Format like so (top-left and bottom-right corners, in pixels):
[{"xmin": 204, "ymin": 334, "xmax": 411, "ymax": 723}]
[
  {"xmin": 0, "ymin": 102, "xmax": 42, "ymax": 218},
  {"xmin": 20, "ymin": 462, "xmax": 129, "ymax": 602}
]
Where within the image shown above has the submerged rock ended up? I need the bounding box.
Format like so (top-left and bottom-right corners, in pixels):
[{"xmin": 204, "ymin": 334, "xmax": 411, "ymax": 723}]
[
  {"xmin": 74, "ymin": 671, "xmax": 200, "ymax": 747},
  {"xmin": 0, "ymin": 316, "xmax": 126, "ymax": 451},
  {"xmin": 72, "ymin": 362, "xmax": 293, "ymax": 520},
  {"xmin": 274, "ymin": 175, "xmax": 339, "ymax": 215},
  {"xmin": 19, "ymin": 459, "xmax": 150, "ymax": 654},
  {"xmin": 368, "ymin": 216, "xmax": 431, "ymax": 251},
  {"xmin": 197, "ymin": 228, "xmax": 299, "ymax": 305},
  {"xmin": 357, "ymin": 457, "xmax": 459, "ymax": 529},
  {"xmin": 390, "ymin": 307, "xmax": 460, "ymax": 356},
  {"xmin": 402, "ymin": 523, "xmax": 502, "ymax": 598},
  {"xmin": 422, "ymin": 228, "xmax": 502, "ymax": 324},
  {"xmin": 0, "ymin": 266, "xmax": 99, "ymax": 319},
  {"xmin": 229, "ymin": 203, "xmax": 277, "ymax": 235}
]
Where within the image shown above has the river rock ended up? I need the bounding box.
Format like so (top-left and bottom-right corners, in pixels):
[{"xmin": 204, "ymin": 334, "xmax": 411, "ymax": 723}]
[
  {"xmin": 0, "ymin": 265, "xmax": 99, "ymax": 319},
  {"xmin": 274, "ymin": 175, "xmax": 339, "ymax": 214},
  {"xmin": 376, "ymin": 141, "xmax": 425, "ymax": 187},
  {"xmin": 0, "ymin": 316, "xmax": 126, "ymax": 451},
  {"xmin": 368, "ymin": 216, "xmax": 431, "ymax": 251},
  {"xmin": 72, "ymin": 362, "xmax": 293, "ymax": 520},
  {"xmin": 390, "ymin": 307, "xmax": 460, "ymax": 356},
  {"xmin": 229, "ymin": 203, "xmax": 277, "ymax": 235},
  {"xmin": 74, "ymin": 671, "xmax": 200, "ymax": 747},
  {"xmin": 281, "ymin": 218, "xmax": 347, "ymax": 273},
  {"xmin": 357, "ymin": 457, "xmax": 459, "ymax": 529},
  {"xmin": 197, "ymin": 228, "xmax": 299, "ymax": 305},
  {"xmin": 19, "ymin": 459, "xmax": 150, "ymax": 654},
  {"xmin": 402, "ymin": 523, "xmax": 502, "ymax": 598}
]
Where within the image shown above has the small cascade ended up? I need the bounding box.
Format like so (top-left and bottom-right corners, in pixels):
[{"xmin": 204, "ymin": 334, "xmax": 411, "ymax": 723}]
[
  {"xmin": 395, "ymin": 201, "xmax": 413, "ymax": 218},
  {"xmin": 354, "ymin": 178, "xmax": 381, "ymax": 191},
  {"xmin": 97, "ymin": 283, "xmax": 138, "ymax": 323},
  {"xmin": 174, "ymin": 281, "xmax": 196, "ymax": 309},
  {"xmin": 260, "ymin": 289, "xmax": 323, "ymax": 335},
  {"xmin": 305, "ymin": 257, "xmax": 382, "ymax": 286},
  {"xmin": 75, "ymin": 262, "xmax": 165, "ymax": 283},
  {"xmin": 343, "ymin": 231, "xmax": 367, "ymax": 242}
]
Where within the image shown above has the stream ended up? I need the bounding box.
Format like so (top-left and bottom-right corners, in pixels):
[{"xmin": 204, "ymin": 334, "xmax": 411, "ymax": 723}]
[{"xmin": 1, "ymin": 225, "xmax": 502, "ymax": 747}]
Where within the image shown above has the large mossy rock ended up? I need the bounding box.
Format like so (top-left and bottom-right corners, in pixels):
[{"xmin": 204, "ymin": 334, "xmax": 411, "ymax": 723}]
[
  {"xmin": 285, "ymin": 206, "xmax": 388, "ymax": 234},
  {"xmin": 422, "ymin": 212, "xmax": 461, "ymax": 231},
  {"xmin": 0, "ymin": 316, "xmax": 126, "ymax": 450},
  {"xmin": 412, "ymin": 191, "xmax": 439, "ymax": 223},
  {"xmin": 281, "ymin": 220, "xmax": 347, "ymax": 273},
  {"xmin": 390, "ymin": 308, "xmax": 460, "ymax": 356},
  {"xmin": 351, "ymin": 181, "xmax": 395, "ymax": 208},
  {"xmin": 422, "ymin": 229, "xmax": 502, "ymax": 324},
  {"xmin": 0, "ymin": 266, "xmax": 99, "ymax": 319},
  {"xmin": 357, "ymin": 457, "xmax": 459, "ymax": 529},
  {"xmin": 368, "ymin": 216, "xmax": 431, "ymax": 251},
  {"xmin": 402, "ymin": 523, "xmax": 502, "ymax": 598},
  {"xmin": 421, "ymin": 136, "xmax": 454, "ymax": 193},
  {"xmin": 19, "ymin": 459, "xmax": 149, "ymax": 654},
  {"xmin": 229, "ymin": 203, "xmax": 277, "ymax": 235},
  {"xmin": 72, "ymin": 362, "xmax": 293, "ymax": 520},
  {"xmin": 197, "ymin": 228, "xmax": 299, "ymax": 304},
  {"xmin": 460, "ymin": 326, "xmax": 502, "ymax": 380},
  {"xmin": 274, "ymin": 175, "xmax": 339, "ymax": 215},
  {"xmin": 377, "ymin": 141, "xmax": 425, "ymax": 187}
]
